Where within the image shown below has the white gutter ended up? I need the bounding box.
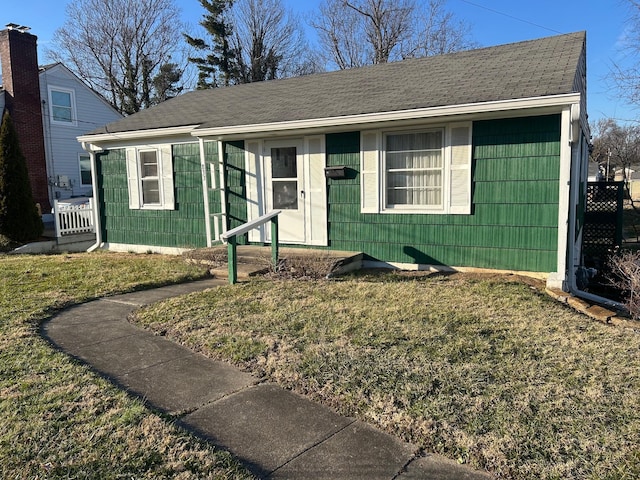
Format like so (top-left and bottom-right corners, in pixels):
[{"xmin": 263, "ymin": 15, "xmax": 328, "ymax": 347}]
[
  {"xmin": 78, "ymin": 125, "xmax": 199, "ymax": 143},
  {"xmin": 560, "ymin": 104, "xmax": 626, "ymax": 311},
  {"xmin": 81, "ymin": 141, "xmax": 104, "ymax": 252},
  {"xmin": 193, "ymin": 93, "xmax": 581, "ymax": 138}
]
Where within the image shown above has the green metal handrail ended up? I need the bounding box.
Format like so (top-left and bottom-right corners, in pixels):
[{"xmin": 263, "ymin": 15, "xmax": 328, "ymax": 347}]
[{"xmin": 219, "ymin": 210, "xmax": 282, "ymax": 284}]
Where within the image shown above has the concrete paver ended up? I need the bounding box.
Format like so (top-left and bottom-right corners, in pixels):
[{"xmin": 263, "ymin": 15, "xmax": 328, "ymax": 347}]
[
  {"xmin": 180, "ymin": 384, "xmax": 353, "ymax": 476},
  {"xmin": 42, "ymin": 280, "xmax": 494, "ymax": 479},
  {"xmin": 45, "ymin": 299, "xmax": 133, "ymax": 326},
  {"xmin": 397, "ymin": 454, "xmax": 493, "ymax": 479},
  {"xmin": 109, "ymin": 278, "xmax": 225, "ymax": 306},
  {"xmin": 119, "ymin": 352, "xmax": 257, "ymax": 414},
  {"xmin": 44, "ymin": 318, "xmax": 137, "ymax": 349},
  {"xmin": 69, "ymin": 331, "xmax": 193, "ymax": 376},
  {"xmin": 270, "ymin": 420, "xmax": 417, "ymax": 480}
]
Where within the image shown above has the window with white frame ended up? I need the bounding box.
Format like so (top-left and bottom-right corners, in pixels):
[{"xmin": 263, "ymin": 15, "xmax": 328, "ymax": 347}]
[
  {"xmin": 49, "ymin": 87, "xmax": 76, "ymax": 125},
  {"xmin": 125, "ymin": 145, "xmax": 175, "ymax": 210},
  {"xmin": 79, "ymin": 154, "xmax": 92, "ymax": 186},
  {"xmin": 139, "ymin": 150, "xmax": 160, "ymax": 204},
  {"xmin": 361, "ymin": 122, "xmax": 472, "ymax": 214},
  {"xmin": 385, "ymin": 130, "xmax": 444, "ymax": 208}
]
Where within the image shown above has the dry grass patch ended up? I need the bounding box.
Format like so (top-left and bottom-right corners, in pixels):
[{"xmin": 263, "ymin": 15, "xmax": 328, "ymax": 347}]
[
  {"xmin": 132, "ymin": 272, "xmax": 640, "ymax": 480},
  {"xmin": 0, "ymin": 252, "xmax": 253, "ymax": 479}
]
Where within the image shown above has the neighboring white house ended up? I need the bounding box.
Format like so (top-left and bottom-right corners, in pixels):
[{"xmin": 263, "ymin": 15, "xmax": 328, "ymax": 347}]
[
  {"xmin": 38, "ymin": 63, "xmax": 122, "ymax": 206},
  {"xmin": 0, "ymin": 25, "xmax": 122, "ymax": 221}
]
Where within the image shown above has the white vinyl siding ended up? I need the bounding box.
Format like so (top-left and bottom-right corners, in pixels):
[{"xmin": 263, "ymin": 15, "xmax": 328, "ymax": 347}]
[
  {"xmin": 40, "ymin": 65, "xmax": 122, "ymax": 200},
  {"xmin": 125, "ymin": 145, "xmax": 174, "ymax": 210},
  {"xmin": 361, "ymin": 122, "xmax": 472, "ymax": 214}
]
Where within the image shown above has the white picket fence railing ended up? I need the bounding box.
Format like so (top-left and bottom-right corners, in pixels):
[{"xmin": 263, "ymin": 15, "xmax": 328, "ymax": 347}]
[{"xmin": 54, "ymin": 198, "xmax": 95, "ymax": 237}]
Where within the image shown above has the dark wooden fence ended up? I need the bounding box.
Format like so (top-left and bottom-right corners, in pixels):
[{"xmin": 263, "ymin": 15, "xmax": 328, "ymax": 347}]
[{"xmin": 582, "ymin": 181, "xmax": 624, "ymax": 267}]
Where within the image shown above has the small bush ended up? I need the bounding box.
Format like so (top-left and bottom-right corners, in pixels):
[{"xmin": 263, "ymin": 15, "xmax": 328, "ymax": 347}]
[{"xmin": 608, "ymin": 250, "xmax": 640, "ymax": 319}]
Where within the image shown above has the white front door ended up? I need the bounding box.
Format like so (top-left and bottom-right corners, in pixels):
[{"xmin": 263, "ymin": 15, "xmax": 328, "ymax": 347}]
[{"xmin": 264, "ymin": 138, "xmax": 306, "ymax": 244}]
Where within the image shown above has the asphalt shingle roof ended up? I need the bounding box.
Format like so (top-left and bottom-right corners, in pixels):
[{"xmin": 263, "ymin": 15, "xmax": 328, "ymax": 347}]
[{"xmin": 87, "ymin": 31, "xmax": 586, "ymax": 136}]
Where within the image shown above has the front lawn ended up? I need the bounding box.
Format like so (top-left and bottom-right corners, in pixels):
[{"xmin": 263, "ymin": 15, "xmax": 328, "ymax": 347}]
[
  {"xmin": 131, "ymin": 272, "xmax": 640, "ymax": 480},
  {"xmin": 0, "ymin": 252, "xmax": 253, "ymax": 479}
]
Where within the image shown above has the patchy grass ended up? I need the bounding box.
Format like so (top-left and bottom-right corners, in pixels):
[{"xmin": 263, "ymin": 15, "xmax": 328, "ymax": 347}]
[
  {"xmin": 0, "ymin": 252, "xmax": 253, "ymax": 479},
  {"xmin": 132, "ymin": 271, "xmax": 640, "ymax": 480}
]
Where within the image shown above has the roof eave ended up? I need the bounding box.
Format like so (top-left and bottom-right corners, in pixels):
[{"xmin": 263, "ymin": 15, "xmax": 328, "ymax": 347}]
[{"xmin": 77, "ymin": 124, "xmax": 199, "ymax": 144}]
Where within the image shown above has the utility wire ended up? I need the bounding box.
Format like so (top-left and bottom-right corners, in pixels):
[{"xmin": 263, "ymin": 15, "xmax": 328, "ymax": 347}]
[{"xmin": 459, "ymin": 0, "xmax": 563, "ymax": 35}]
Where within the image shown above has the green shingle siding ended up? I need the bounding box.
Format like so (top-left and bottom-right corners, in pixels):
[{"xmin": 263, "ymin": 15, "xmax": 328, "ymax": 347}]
[
  {"xmin": 97, "ymin": 143, "xmax": 208, "ymax": 249},
  {"xmin": 96, "ymin": 114, "xmax": 561, "ymax": 272},
  {"xmin": 325, "ymin": 115, "xmax": 561, "ymax": 272},
  {"xmin": 224, "ymin": 141, "xmax": 248, "ymax": 243}
]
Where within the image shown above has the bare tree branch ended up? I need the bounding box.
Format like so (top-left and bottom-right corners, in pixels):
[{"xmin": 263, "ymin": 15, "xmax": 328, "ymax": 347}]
[
  {"xmin": 231, "ymin": 0, "xmax": 314, "ymax": 82},
  {"xmin": 610, "ymin": 1, "xmax": 640, "ymax": 108},
  {"xmin": 311, "ymin": 0, "xmax": 474, "ymax": 70},
  {"xmin": 591, "ymin": 117, "xmax": 640, "ymax": 210},
  {"xmin": 310, "ymin": 0, "xmax": 369, "ymax": 69},
  {"xmin": 49, "ymin": 0, "xmax": 186, "ymax": 114}
]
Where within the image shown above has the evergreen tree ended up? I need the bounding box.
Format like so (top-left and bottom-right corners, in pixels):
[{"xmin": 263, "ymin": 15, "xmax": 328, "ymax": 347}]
[
  {"xmin": 152, "ymin": 63, "xmax": 184, "ymax": 103},
  {"xmin": 184, "ymin": 0, "xmax": 238, "ymax": 88},
  {"xmin": 0, "ymin": 111, "xmax": 43, "ymax": 242}
]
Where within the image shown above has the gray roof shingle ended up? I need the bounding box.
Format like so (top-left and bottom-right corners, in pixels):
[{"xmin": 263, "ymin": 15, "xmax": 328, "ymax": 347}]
[{"xmin": 88, "ymin": 31, "xmax": 586, "ymax": 135}]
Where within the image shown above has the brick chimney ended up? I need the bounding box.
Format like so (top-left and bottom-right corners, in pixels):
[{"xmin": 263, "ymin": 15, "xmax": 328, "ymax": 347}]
[{"xmin": 0, "ymin": 24, "xmax": 50, "ymax": 212}]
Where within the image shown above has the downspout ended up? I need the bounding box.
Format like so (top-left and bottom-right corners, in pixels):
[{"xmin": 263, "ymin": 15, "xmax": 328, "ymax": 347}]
[
  {"xmin": 563, "ymin": 104, "xmax": 626, "ymax": 311},
  {"xmin": 82, "ymin": 141, "xmax": 104, "ymax": 252},
  {"xmin": 40, "ymin": 79, "xmax": 56, "ymax": 207}
]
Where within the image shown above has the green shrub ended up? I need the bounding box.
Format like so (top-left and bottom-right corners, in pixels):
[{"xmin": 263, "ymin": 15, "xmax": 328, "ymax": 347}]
[{"xmin": 0, "ymin": 110, "xmax": 43, "ymax": 242}]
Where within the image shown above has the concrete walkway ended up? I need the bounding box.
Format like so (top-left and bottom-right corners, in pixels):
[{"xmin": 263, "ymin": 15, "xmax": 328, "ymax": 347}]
[{"xmin": 42, "ymin": 279, "xmax": 492, "ymax": 480}]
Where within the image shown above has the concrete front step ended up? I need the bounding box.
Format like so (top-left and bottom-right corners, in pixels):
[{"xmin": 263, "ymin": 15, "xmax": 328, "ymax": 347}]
[
  {"xmin": 11, "ymin": 233, "xmax": 97, "ymax": 254},
  {"xmin": 188, "ymin": 246, "xmax": 364, "ymax": 280},
  {"xmin": 209, "ymin": 261, "xmax": 271, "ymax": 280}
]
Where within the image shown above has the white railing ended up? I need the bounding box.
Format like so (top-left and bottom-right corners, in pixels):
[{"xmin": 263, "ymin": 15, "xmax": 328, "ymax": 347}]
[{"xmin": 54, "ymin": 198, "xmax": 95, "ymax": 237}]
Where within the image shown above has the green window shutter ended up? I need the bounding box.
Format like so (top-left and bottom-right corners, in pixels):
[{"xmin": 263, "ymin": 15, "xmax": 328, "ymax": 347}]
[
  {"xmin": 449, "ymin": 123, "xmax": 472, "ymax": 214},
  {"xmin": 160, "ymin": 145, "xmax": 175, "ymax": 210},
  {"xmin": 125, "ymin": 147, "xmax": 141, "ymax": 209},
  {"xmin": 361, "ymin": 131, "xmax": 380, "ymax": 213}
]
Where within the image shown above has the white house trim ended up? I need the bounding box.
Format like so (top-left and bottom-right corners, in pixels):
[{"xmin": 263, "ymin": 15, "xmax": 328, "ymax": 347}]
[
  {"xmin": 548, "ymin": 106, "xmax": 574, "ymax": 289},
  {"xmin": 78, "ymin": 125, "xmax": 199, "ymax": 143}
]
